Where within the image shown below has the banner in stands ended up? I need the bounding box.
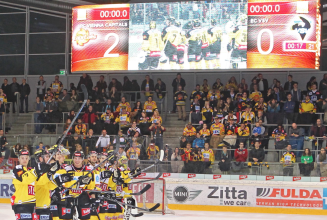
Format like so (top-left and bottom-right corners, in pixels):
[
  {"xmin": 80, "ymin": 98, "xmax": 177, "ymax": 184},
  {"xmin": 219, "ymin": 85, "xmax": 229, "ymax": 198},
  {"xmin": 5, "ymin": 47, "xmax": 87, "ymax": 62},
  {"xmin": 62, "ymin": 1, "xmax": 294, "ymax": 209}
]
[{"xmin": 71, "ymin": 0, "xmax": 321, "ymax": 72}]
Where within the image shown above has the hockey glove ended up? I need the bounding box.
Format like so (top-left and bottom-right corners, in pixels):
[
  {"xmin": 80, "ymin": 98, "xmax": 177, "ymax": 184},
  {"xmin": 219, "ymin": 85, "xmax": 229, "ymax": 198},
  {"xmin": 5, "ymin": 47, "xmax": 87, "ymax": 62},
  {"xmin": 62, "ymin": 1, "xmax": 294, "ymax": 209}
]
[
  {"xmin": 101, "ymin": 170, "xmax": 113, "ymax": 179},
  {"xmin": 35, "ymin": 163, "xmax": 51, "ymax": 177},
  {"xmin": 80, "ymin": 175, "xmax": 92, "ymax": 185},
  {"xmin": 49, "ymin": 161, "xmax": 60, "ymax": 174},
  {"xmin": 130, "ymin": 167, "xmax": 142, "ymax": 177},
  {"xmin": 51, "ymin": 190, "xmax": 61, "ymax": 202},
  {"xmin": 55, "ymin": 173, "xmax": 73, "ymax": 186}
]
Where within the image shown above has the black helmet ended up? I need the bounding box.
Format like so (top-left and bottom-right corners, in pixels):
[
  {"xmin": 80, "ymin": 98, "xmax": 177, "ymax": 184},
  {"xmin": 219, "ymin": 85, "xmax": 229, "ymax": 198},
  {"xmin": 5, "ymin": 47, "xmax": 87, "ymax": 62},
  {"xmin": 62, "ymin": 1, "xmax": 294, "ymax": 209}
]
[
  {"xmin": 193, "ymin": 19, "xmax": 201, "ymax": 27},
  {"xmin": 166, "ymin": 17, "xmax": 176, "ymax": 26},
  {"xmin": 211, "ymin": 19, "xmax": 217, "ymax": 26},
  {"xmin": 175, "ymin": 20, "xmax": 181, "ymax": 27},
  {"xmin": 72, "ymin": 151, "xmax": 85, "ymax": 159},
  {"xmin": 34, "ymin": 149, "xmax": 48, "ymax": 163},
  {"xmin": 107, "ymin": 150, "xmax": 116, "ymax": 164},
  {"xmin": 19, "ymin": 149, "xmax": 30, "ymax": 157}
]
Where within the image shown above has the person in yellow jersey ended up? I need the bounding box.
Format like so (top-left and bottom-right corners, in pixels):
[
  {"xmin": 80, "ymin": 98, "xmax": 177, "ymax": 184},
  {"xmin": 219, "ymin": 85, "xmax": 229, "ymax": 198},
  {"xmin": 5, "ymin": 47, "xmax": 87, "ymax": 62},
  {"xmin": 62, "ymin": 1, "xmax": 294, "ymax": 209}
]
[
  {"xmin": 115, "ymin": 97, "xmax": 131, "ymax": 114},
  {"xmin": 60, "ymin": 151, "xmax": 99, "ymax": 220},
  {"xmin": 50, "ymin": 75, "xmax": 63, "ymax": 99},
  {"xmin": 143, "ymin": 96, "xmax": 157, "ymax": 117},
  {"xmin": 210, "ymin": 116, "xmax": 225, "ymax": 148},
  {"xmin": 162, "ymin": 17, "xmax": 183, "ymax": 69},
  {"xmin": 12, "ymin": 150, "xmax": 38, "ymax": 220},
  {"xmin": 200, "ymin": 20, "xmax": 211, "ymax": 69},
  {"xmin": 114, "ymin": 107, "xmax": 131, "ymax": 134},
  {"xmin": 185, "ymin": 19, "xmax": 203, "ymax": 69},
  {"xmin": 139, "ymin": 21, "xmax": 164, "ymax": 70},
  {"xmin": 208, "ymin": 19, "xmax": 222, "ymax": 68},
  {"xmin": 201, "ymin": 142, "xmax": 215, "ymax": 173},
  {"xmin": 175, "ymin": 20, "xmax": 187, "ymax": 69}
]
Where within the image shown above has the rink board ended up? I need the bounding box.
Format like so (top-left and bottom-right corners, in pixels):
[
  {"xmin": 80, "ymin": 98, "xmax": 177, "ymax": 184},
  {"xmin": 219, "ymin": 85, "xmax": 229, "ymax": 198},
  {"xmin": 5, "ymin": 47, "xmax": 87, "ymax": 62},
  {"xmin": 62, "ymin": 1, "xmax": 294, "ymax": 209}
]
[{"xmin": 2, "ymin": 174, "xmax": 327, "ymax": 215}]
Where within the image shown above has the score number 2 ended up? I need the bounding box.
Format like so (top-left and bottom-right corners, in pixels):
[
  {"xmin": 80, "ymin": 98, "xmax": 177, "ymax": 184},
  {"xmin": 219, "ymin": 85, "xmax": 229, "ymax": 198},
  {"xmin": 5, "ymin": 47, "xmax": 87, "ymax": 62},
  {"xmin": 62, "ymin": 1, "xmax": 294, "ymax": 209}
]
[
  {"xmin": 257, "ymin": 29, "xmax": 274, "ymax": 55},
  {"xmin": 104, "ymin": 33, "xmax": 119, "ymax": 57}
]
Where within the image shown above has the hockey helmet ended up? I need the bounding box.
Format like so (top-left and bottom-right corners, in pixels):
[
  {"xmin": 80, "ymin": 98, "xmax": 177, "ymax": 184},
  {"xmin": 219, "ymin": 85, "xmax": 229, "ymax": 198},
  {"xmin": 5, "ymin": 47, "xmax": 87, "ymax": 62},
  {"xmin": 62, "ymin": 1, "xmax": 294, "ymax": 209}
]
[
  {"xmin": 183, "ymin": 21, "xmax": 193, "ymax": 30},
  {"xmin": 238, "ymin": 14, "xmax": 247, "ymax": 24},
  {"xmin": 59, "ymin": 147, "xmax": 70, "ymax": 156},
  {"xmin": 119, "ymin": 155, "xmax": 128, "ymax": 169},
  {"xmin": 193, "ymin": 19, "xmax": 201, "ymax": 28},
  {"xmin": 211, "ymin": 18, "xmax": 217, "ymax": 26},
  {"xmin": 149, "ymin": 21, "xmax": 156, "ymax": 29},
  {"xmin": 88, "ymin": 150, "xmax": 98, "ymax": 158},
  {"xmin": 166, "ymin": 17, "xmax": 176, "ymax": 26},
  {"xmin": 72, "ymin": 151, "xmax": 85, "ymax": 159},
  {"xmin": 175, "ymin": 20, "xmax": 181, "ymax": 27},
  {"xmin": 18, "ymin": 149, "xmax": 30, "ymax": 157},
  {"xmin": 107, "ymin": 150, "xmax": 117, "ymax": 164}
]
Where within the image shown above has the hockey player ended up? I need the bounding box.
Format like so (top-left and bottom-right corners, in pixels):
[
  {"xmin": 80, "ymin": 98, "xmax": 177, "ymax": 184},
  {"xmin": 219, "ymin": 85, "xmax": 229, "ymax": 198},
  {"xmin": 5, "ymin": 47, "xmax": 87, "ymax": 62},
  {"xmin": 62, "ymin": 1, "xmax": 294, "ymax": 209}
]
[
  {"xmin": 139, "ymin": 21, "xmax": 164, "ymax": 70},
  {"xmin": 200, "ymin": 20, "xmax": 211, "ymax": 69},
  {"xmin": 186, "ymin": 19, "xmax": 203, "ymax": 69},
  {"xmin": 161, "ymin": 17, "xmax": 183, "ymax": 69},
  {"xmin": 87, "ymin": 151, "xmax": 98, "ymax": 168},
  {"xmin": 175, "ymin": 20, "xmax": 187, "ymax": 69},
  {"xmin": 12, "ymin": 150, "xmax": 38, "ymax": 220},
  {"xmin": 208, "ymin": 19, "xmax": 222, "ymax": 68},
  {"xmin": 227, "ymin": 14, "xmax": 247, "ymax": 69}
]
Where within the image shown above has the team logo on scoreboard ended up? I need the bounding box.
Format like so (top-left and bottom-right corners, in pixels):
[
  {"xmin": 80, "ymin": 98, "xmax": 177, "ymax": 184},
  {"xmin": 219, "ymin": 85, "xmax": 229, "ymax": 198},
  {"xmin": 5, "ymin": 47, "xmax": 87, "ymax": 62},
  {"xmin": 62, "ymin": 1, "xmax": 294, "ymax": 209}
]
[
  {"xmin": 292, "ymin": 16, "xmax": 311, "ymax": 40},
  {"xmin": 74, "ymin": 28, "xmax": 97, "ymax": 46},
  {"xmin": 167, "ymin": 186, "xmax": 202, "ymax": 203}
]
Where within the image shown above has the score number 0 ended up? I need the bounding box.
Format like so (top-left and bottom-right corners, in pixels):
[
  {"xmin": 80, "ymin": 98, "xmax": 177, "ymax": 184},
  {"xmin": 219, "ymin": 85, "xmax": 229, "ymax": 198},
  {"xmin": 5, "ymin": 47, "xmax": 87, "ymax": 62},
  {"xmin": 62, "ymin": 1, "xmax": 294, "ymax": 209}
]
[
  {"xmin": 104, "ymin": 33, "xmax": 120, "ymax": 57},
  {"xmin": 257, "ymin": 29, "xmax": 274, "ymax": 55}
]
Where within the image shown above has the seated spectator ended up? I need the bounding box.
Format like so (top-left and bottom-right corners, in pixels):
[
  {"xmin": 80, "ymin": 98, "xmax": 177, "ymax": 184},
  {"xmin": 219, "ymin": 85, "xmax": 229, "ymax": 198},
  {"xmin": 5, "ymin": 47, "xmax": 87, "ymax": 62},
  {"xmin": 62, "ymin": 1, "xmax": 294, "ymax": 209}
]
[
  {"xmin": 70, "ymin": 88, "xmax": 80, "ymax": 103},
  {"xmin": 154, "ymin": 78, "xmax": 166, "ymax": 101},
  {"xmin": 82, "ymin": 99, "xmax": 92, "ymax": 112},
  {"xmin": 218, "ymin": 145, "xmax": 231, "ymax": 174},
  {"xmin": 138, "ymin": 110, "xmax": 150, "ymax": 135},
  {"xmin": 171, "ymin": 147, "xmax": 182, "ymax": 173},
  {"xmin": 103, "ymin": 98, "xmax": 115, "ymax": 113},
  {"xmin": 201, "ymin": 101, "xmax": 213, "ymax": 124},
  {"xmin": 300, "ymin": 148, "xmax": 314, "ymax": 176},
  {"xmin": 67, "ymin": 110, "xmax": 76, "ymax": 121},
  {"xmin": 253, "ymin": 97, "xmax": 267, "ymax": 113},
  {"xmin": 113, "ymin": 129, "xmax": 128, "ymax": 149},
  {"xmin": 212, "ymin": 78, "xmax": 224, "ymax": 92},
  {"xmin": 201, "ymin": 142, "xmax": 215, "ymax": 174},
  {"xmin": 109, "ymin": 86, "xmax": 120, "ymax": 104},
  {"xmin": 183, "ymin": 122, "xmax": 197, "ymax": 142},
  {"xmin": 249, "ymin": 140, "xmax": 265, "ymax": 174},
  {"xmin": 267, "ymin": 98, "xmax": 280, "ymax": 112},
  {"xmin": 223, "ymin": 97, "xmax": 235, "ymax": 113},
  {"xmin": 190, "ymin": 84, "xmax": 204, "ymax": 107},
  {"xmin": 126, "ymin": 142, "xmax": 140, "ymax": 170},
  {"xmin": 44, "ymin": 88, "xmax": 54, "ymax": 101},
  {"xmin": 237, "ymin": 123, "xmax": 250, "ymax": 143},
  {"xmin": 251, "ymin": 122, "xmax": 264, "ymax": 141},
  {"xmin": 116, "ymin": 146, "xmax": 126, "ymax": 161},
  {"xmin": 144, "ymin": 96, "xmax": 157, "ymax": 117},
  {"xmin": 317, "ymin": 147, "xmax": 327, "ymax": 176},
  {"xmin": 249, "ymin": 78, "xmax": 257, "ymax": 93},
  {"xmin": 69, "ymin": 134, "xmax": 82, "ymax": 154},
  {"xmin": 215, "ymin": 99, "xmax": 225, "ymax": 113},
  {"xmin": 130, "ymin": 101, "xmax": 142, "ymax": 122},
  {"xmin": 280, "ymin": 144, "xmax": 296, "ymax": 176},
  {"xmin": 151, "ymin": 109, "xmax": 162, "ymax": 124},
  {"xmin": 58, "ymin": 89, "xmax": 71, "ymax": 112},
  {"xmin": 224, "ymin": 117, "xmax": 238, "ymax": 147},
  {"xmin": 11, "ymin": 143, "xmax": 22, "ymax": 158},
  {"xmin": 75, "ymin": 118, "xmax": 86, "ymax": 137},
  {"xmin": 101, "ymin": 109, "xmax": 115, "ymax": 135},
  {"xmin": 93, "ymin": 99, "xmax": 102, "ymax": 115},
  {"xmin": 127, "ymin": 121, "xmax": 141, "ymax": 137},
  {"xmin": 275, "ymin": 81, "xmax": 284, "ymax": 92},
  {"xmin": 249, "ymin": 84, "xmax": 262, "ymax": 103},
  {"xmin": 33, "ymin": 97, "xmax": 44, "ymax": 134},
  {"xmin": 180, "ymin": 136, "xmax": 187, "ymax": 149},
  {"xmin": 238, "ymin": 78, "xmax": 248, "ymax": 92},
  {"xmin": 95, "ymin": 129, "xmax": 110, "ymax": 153},
  {"xmin": 0, "ymin": 89, "xmax": 7, "ymax": 103},
  {"xmin": 192, "ymin": 133, "xmax": 205, "ymax": 149},
  {"xmin": 201, "ymin": 79, "xmax": 210, "ymax": 99},
  {"xmin": 116, "ymin": 97, "xmax": 131, "ymax": 114},
  {"xmin": 64, "ymin": 118, "xmax": 74, "ymax": 135},
  {"xmin": 288, "ymin": 123, "xmax": 304, "ymax": 158},
  {"xmin": 100, "ymin": 88, "xmax": 109, "ymax": 102},
  {"xmin": 210, "ymin": 116, "xmax": 225, "ymax": 148},
  {"xmin": 114, "ymin": 107, "xmax": 131, "ymax": 134},
  {"xmin": 299, "ymin": 95, "xmax": 316, "ymax": 124},
  {"xmin": 207, "ymin": 87, "xmax": 221, "ymax": 109},
  {"xmin": 83, "ymin": 129, "xmax": 97, "ymax": 153},
  {"xmin": 190, "ymin": 96, "xmax": 202, "ymax": 124},
  {"xmin": 283, "ymin": 93, "xmax": 296, "ymax": 123},
  {"xmin": 35, "ymin": 142, "xmax": 44, "ymax": 150},
  {"xmin": 254, "ymin": 110, "xmax": 267, "ymax": 124},
  {"xmin": 264, "ymin": 88, "xmax": 274, "ymax": 103},
  {"xmin": 238, "ymin": 92, "xmax": 251, "ymax": 112},
  {"xmin": 322, "ymin": 98, "xmax": 327, "ymax": 124},
  {"xmin": 234, "ymin": 142, "xmax": 248, "ymax": 162},
  {"xmin": 241, "ymin": 105, "xmax": 255, "ymax": 124},
  {"xmin": 109, "ymin": 78, "xmax": 122, "ymax": 92},
  {"xmin": 174, "ymin": 85, "xmax": 187, "ymax": 121},
  {"xmin": 181, "ymin": 142, "xmax": 193, "ymax": 173},
  {"xmin": 82, "ymin": 105, "xmax": 99, "ymax": 134},
  {"xmin": 310, "ymin": 118, "xmax": 326, "ymax": 159},
  {"xmin": 223, "ymin": 111, "xmax": 237, "ymax": 124},
  {"xmin": 75, "ymin": 144, "xmax": 83, "ymax": 152},
  {"xmin": 149, "ymin": 121, "xmax": 165, "ymax": 149},
  {"xmin": 147, "ymin": 141, "xmax": 160, "ymax": 160},
  {"xmin": 225, "ymin": 76, "xmax": 238, "ymax": 91},
  {"xmin": 44, "ymin": 95, "xmax": 58, "ymax": 113},
  {"xmin": 68, "ymin": 82, "xmax": 76, "ymax": 92},
  {"xmin": 272, "ymin": 124, "xmax": 287, "ymax": 149}
]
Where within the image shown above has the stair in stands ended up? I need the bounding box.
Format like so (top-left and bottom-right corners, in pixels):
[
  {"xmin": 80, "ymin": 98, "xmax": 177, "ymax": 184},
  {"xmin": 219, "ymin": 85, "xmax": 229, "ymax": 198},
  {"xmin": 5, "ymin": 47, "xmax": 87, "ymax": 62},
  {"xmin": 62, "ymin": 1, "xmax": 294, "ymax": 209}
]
[
  {"xmin": 7, "ymin": 113, "xmax": 34, "ymax": 135},
  {"xmin": 162, "ymin": 113, "xmax": 188, "ymax": 149}
]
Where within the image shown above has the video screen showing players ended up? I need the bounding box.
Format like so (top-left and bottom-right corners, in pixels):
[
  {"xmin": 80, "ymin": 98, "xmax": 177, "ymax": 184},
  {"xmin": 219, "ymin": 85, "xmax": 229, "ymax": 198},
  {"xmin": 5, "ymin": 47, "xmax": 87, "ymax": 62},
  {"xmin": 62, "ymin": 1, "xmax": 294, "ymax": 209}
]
[{"xmin": 128, "ymin": 1, "xmax": 248, "ymax": 70}]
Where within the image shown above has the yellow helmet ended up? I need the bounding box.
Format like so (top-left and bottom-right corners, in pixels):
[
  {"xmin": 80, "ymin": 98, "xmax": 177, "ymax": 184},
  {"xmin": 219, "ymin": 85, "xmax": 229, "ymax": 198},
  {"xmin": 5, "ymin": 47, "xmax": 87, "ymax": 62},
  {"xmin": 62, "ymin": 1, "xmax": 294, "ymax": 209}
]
[
  {"xmin": 150, "ymin": 21, "xmax": 156, "ymax": 29},
  {"xmin": 119, "ymin": 155, "xmax": 128, "ymax": 169}
]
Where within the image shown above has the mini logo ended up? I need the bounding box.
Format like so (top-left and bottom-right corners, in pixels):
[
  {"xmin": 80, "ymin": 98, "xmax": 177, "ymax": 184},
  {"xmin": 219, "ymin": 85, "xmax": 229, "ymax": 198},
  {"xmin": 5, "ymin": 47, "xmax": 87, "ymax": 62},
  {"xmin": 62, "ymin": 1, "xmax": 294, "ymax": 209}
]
[
  {"xmin": 293, "ymin": 176, "xmax": 301, "ymax": 181},
  {"xmin": 321, "ymin": 177, "xmax": 327, "ymax": 182},
  {"xmin": 20, "ymin": 213, "xmax": 32, "ymax": 219},
  {"xmin": 74, "ymin": 28, "xmax": 97, "ymax": 46},
  {"xmin": 213, "ymin": 175, "xmax": 221, "ymax": 179},
  {"xmin": 163, "ymin": 173, "xmax": 171, "ymax": 178},
  {"xmin": 239, "ymin": 175, "xmax": 247, "ymax": 180},
  {"xmin": 81, "ymin": 208, "xmax": 91, "ymax": 216},
  {"xmin": 292, "ymin": 16, "xmax": 311, "ymax": 40},
  {"xmin": 266, "ymin": 176, "xmax": 274, "ymax": 181},
  {"xmin": 169, "ymin": 186, "xmax": 202, "ymax": 203},
  {"xmin": 188, "ymin": 174, "xmax": 196, "ymax": 178}
]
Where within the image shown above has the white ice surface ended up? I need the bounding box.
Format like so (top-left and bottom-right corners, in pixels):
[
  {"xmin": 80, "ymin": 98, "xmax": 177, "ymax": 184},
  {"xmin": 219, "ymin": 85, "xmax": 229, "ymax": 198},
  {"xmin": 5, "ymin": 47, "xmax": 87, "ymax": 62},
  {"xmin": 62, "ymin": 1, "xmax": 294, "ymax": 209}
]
[{"xmin": 1, "ymin": 203, "xmax": 326, "ymax": 220}]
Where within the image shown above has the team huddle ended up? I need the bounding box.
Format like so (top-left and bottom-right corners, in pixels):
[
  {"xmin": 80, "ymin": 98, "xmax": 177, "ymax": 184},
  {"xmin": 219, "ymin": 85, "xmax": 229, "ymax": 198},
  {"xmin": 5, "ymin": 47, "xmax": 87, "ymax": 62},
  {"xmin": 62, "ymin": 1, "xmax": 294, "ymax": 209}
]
[
  {"xmin": 11, "ymin": 146, "xmax": 147, "ymax": 220},
  {"xmin": 138, "ymin": 15, "xmax": 247, "ymax": 70}
]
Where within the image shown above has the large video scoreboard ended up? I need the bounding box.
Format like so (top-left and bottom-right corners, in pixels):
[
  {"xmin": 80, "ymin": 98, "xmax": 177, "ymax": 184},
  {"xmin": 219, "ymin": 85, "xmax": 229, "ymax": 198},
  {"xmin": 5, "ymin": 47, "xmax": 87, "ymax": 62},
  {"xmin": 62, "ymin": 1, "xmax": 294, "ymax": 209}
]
[{"xmin": 71, "ymin": 0, "xmax": 321, "ymax": 72}]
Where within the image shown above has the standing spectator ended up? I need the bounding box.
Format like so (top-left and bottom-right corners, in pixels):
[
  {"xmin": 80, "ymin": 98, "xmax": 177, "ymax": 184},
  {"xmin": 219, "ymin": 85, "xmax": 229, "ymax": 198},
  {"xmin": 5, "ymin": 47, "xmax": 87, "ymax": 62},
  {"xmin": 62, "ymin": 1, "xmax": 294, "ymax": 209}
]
[
  {"xmin": 289, "ymin": 123, "xmax": 304, "ymax": 158},
  {"xmin": 108, "ymin": 86, "xmax": 120, "ymax": 104},
  {"xmin": 154, "ymin": 78, "xmax": 166, "ymax": 100},
  {"xmin": 114, "ymin": 107, "xmax": 131, "ymax": 134},
  {"xmin": 96, "ymin": 75, "xmax": 107, "ymax": 94},
  {"xmin": 126, "ymin": 142, "xmax": 140, "ymax": 170},
  {"xmin": 210, "ymin": 116, "xmax": 225, "ymax": 148},
  {"xmin": 122, "ymin": 76, "xmax": 133, "ymax": 92},
  {"xmin": 280, "ymin": 144, "xmax": 296, "ymax": 176},
  {"xmin": 95, "ymin": 129, "xmax": 110, "ymax": 153},
  {"xmin": 272, "ymin": 124, "xmax": 287, "ymax": 149},
  {"xmin": 238, "ymin": 78, "xmax": 248, "ymax": 92},
  {"xmin": 141, "ymin": 75, "xmax": 155, "ymax": 99},
  {"xmin": 310, "ymin": 119, "xmax": 326, "ymax": 159},
  {"xmin": 102, "ymin": 99, "xmax": 115, "ymax": 113},
  {"xmin": 249, "ymin": 140, "xmax": 265, "ymax": 163},
  {"xmin": 1, "ymin": 79, "xmax": 10, "ymax": 104},
  {"xmin": 131, "ymin": 79, "xmax": 141, "ymax": 101},
  {"xmin": 130, "ymin": 101, "xmax": 142, "ymax": 122},
  {"xmin": 50, "ymin": 75, "xmax": 63, "ymax": 99},
  {"xmin": 171, "ymin": 147, "xmax": 182, "ymax": 173},
  {"xmin": 181, "ymin": 142, "xmax": 194, "ymax": 173},
  {"xmin": 225, "ymin": 77, "xmax": 238, "ymax": 91},
  {"xmin": 323, "ymin": 98, "xmax": 327, "ymax": 124},
  {"xmin": 34, "ymin": 97, "xmax": 44, "ymax": 134},
  {"xmin": 143, "ymin": 96, "xmax": 157, "ymax": 117},
  {"xmin": 146, "ymin": 142, "xmax": 160, "ymax": 160},
  {"xmin": 283, "ymin": 93, "xmax": 295, "ymax": 123},
  {"xmin": 234, "ymin": 142, "xmax": 248, "ymax": 162},
  {"xmin": 101, "ymin": 109, "xmax": 115, "ymax": 135},
  {"xmin": 149, "ymin": 121, "xmax": 165, "ymax": 149},
  {"xmin": 201, "ymin": 142, "xmax": 215, "ymax": 173},
  {"xmin": 69, "ymin": 134, "xmax": 82, "ymax": 154},
  {"xmin": 83, "ymin": 129, "xmax": 97, "ymax": 153},
  {"xmin": 319, "ymin": 74, "xmax": 327, "ymax": 98},
  {"xmin": 317, "ymin": 147, "xmax": 327, "ymax": 176},
  {"xmin": 10, "ymin": 77, "xmax": 20, "ymax": 113},
  {"xmin": 183, "ymin": 122, "xmax": 197, "ymax": 142},
  {"xmin": 78, "ymin": 73, "xmax": 93, "ymax": 95},
  {"xmin": 241, "ymin": 105, "xmax": 255, "ymax": 124},
  {"xmin": 174, "ymin": 85, "xmax": 187, "ymax": 121},
  {"xmin": 300, "ymin": 148, "xmax": 314, "ymax": 176},
  {"xmin": 255, "ymin": 73, "xmax": 269, "ymax": 93},
  {"xmin": 127, "ymin": 121, "xmax": 141, "ymax": 137},
  {"xmin": 116, "ymin": 146, "xmax": 126, "ymax": 161},
  {"xmin": 190, "ymin": 84, "xmax": 204, "ymax": 106},
  {"xmin": 291, "ymin": 82, "xmax": 302, "ymax": 103},
  {"xmin": 93, "ymin": 99, "xmax": 102, "ymax": 114},
  {"xmin": 218, "ymin": 145, "xmax": 230, "ymax": 174},
  {"xmin": 237, "ymin": 122, "xmax": 250, "ymax": 144},
  {"xmin": 273, "ymin": 86, "xmax": 286, "ymax": 104},
  {"xmin": 212, "ymin": 78, "xmax": 224, "ymax": 91},
  {"xmin": 58, "ymin": 89, "xmax": 70, "ymax": 112},
  {"xmin": 299, "ymin": 95, "xmax": 316, "ymax": 124},
  {"xmin": 0, "ymin": 129, "xmax": 7, "ymax": 157},
  {"xmin": 82, "ymin": 106, "xmax": 99, "ymax": 134},
  {"xmin": 307, "ymin": 76, "xmax": 317, "ymax": 90},
  {"xmin": 108, "ymin": 78, "xmax": 122, "ymax": 91},
  {"xmin": 44, "ymin": 95, "xmax": 58, "ymax": 113},
  {"xmin": 69, "ymin": 82, "xmax": 76, "ymax": 92},
  {"xmin": 172, "ymin": 73, "xmax": 186, "ymax": 113},
  {"xmin": 200, "ymin": 79, "xmax": 210, "ymax": 99},
  {"xmin": 190, "ymin": 97, "xmax": 202, "ymax": 123},
  {"xmin": 267, "ymin": 98, "xmax": 280, "ymax": 123},
  {"xmin": 36, "ymin": 75, "xmax": 46, "ymax": 101},
  {"xmin": 36, "ymin": 142, "xmax": 44, "ymax": 150},
  {"xmin": 0, "ymin": 101, "xmax": 4, "ymax": 130},
  {"xmin": 284, "ymin": 75, "xmax": 295, "ymax": 92},
  {"xmin": 75, "ymin": 118, "xmax": 87, "ymax": 137},
  {"xmin": 253, "ymin": 97, "xmax": 267, "ymax": 113}
]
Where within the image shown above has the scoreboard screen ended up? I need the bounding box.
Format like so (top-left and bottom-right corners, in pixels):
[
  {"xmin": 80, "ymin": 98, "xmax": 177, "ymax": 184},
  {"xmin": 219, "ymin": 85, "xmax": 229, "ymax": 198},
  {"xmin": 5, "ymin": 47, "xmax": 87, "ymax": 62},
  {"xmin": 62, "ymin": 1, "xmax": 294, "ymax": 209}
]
[{"xmin": 71, "ymin": 1, "xmax": 321, "ymax": 72}]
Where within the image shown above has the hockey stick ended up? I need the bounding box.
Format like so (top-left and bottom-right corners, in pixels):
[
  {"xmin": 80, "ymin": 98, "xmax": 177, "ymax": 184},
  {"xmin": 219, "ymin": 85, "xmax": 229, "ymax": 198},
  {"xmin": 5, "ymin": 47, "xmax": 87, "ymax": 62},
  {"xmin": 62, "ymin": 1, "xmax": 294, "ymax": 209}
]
[
  {"xmin": 106, "ymin": 197, "xmax": 160, "ymax": 213},
  {"xmin": 82, "ymin": 183, "xmax": 151, "ymax": 196},
  {"xmin": 128, "ymin": 172, "xmax": 162, "ymax": 185},
  {"xmin": 47, "ymin": 84, "xmax": 88, "ymax": 164}
]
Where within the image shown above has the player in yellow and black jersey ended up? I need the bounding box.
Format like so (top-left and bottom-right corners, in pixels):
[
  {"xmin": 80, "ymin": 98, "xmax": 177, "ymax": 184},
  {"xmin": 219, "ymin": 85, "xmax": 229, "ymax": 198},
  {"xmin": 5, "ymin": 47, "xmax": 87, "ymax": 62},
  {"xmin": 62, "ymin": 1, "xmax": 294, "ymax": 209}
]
[
  {"xmin": 208, "ymin": 19, "xmax": 222, "ymax": 68},
  {"xmin": 185, "ymin": 19, "xmax": 203, "ymax": 69}
]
